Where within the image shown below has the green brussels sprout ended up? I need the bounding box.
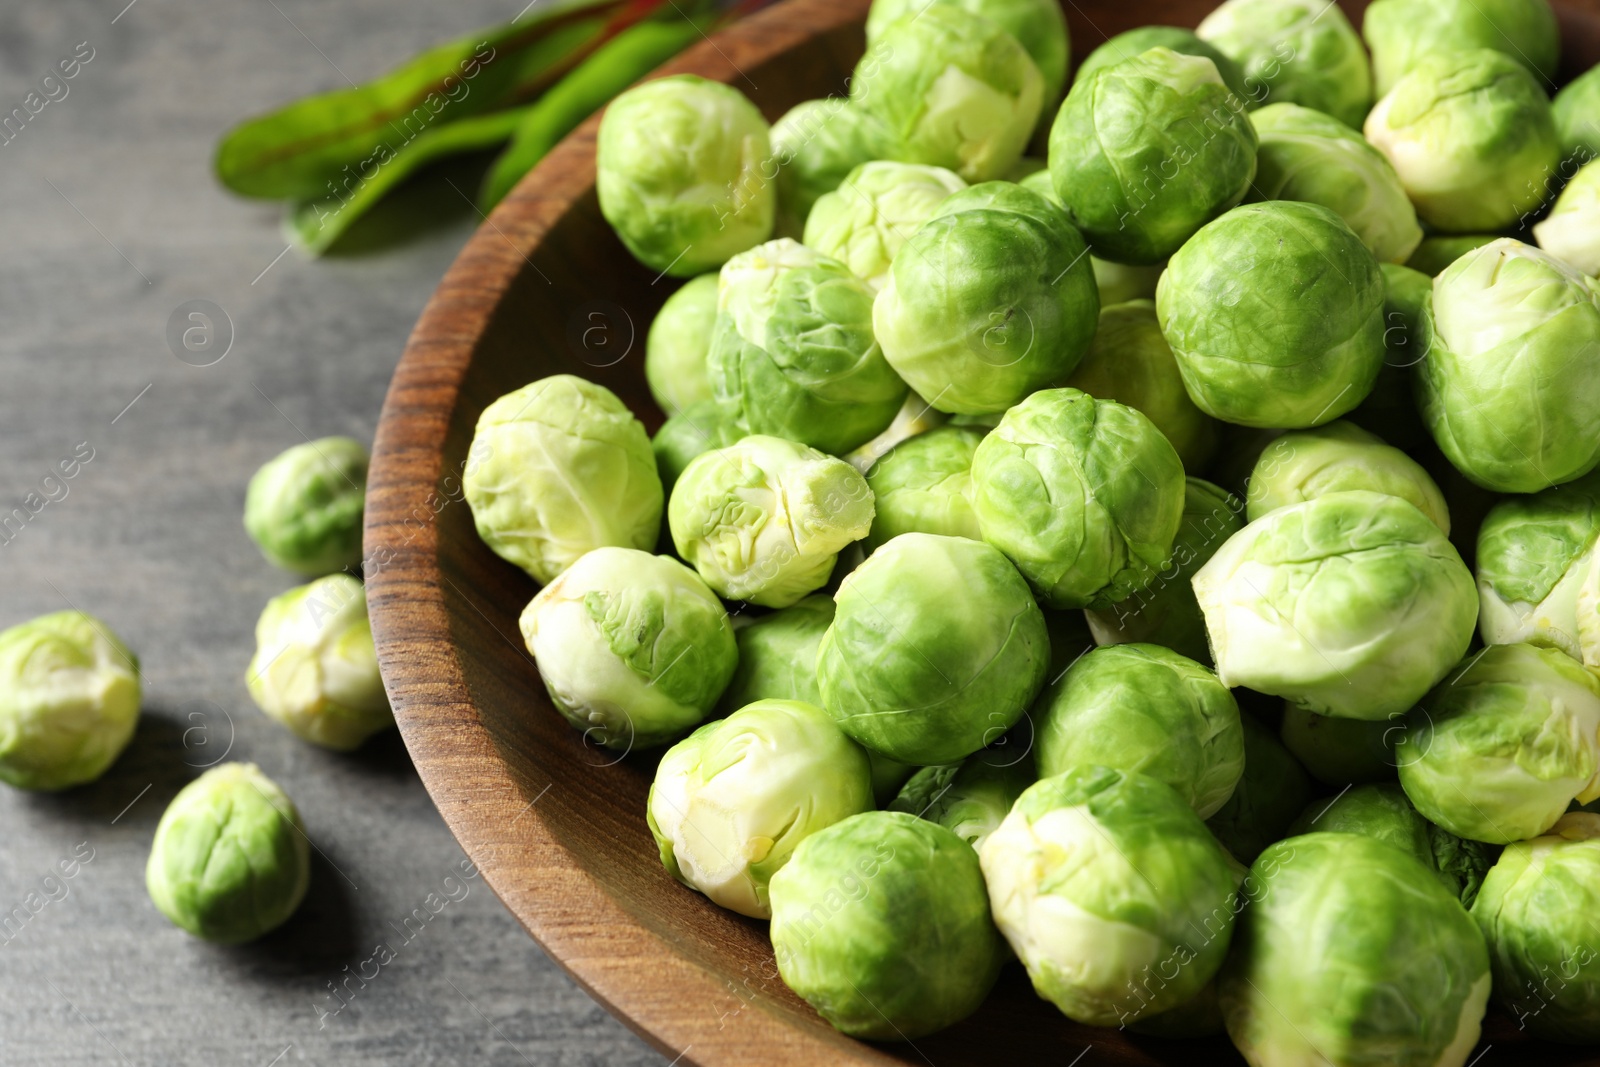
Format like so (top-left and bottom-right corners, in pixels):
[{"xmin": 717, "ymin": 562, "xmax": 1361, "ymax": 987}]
[
  {"xmin": 1074, "ymin": 26, "xmax": 1248, "ymax": 101},
  {"xmin": 1049, "ymin": 47, "xmax": 1258, "ymax": 265},
  {"xmin": 1036, "ymin": 644, "xmax": 1245, "ymax": 817},
  {"xmin": 1364, "ymin": 0, "xmax": 1560, "ymax": 98},
  {"xmin": 1279, "ymin": 706, "xmax": 1396, "ymax": 786},
  {"xmin": 145, "ymin": 763, "xmax": 310, "ymax": 944},
  {"xmin": 1205, "ymin": 713, "xmax": 1312, "ymax": 864},
  {"xmin": 708, "ymin": 239, "xmax": 907, "ymax": 455},
  {"xmin": 1016, "ymin": 170, "xmax": 1166, "ymax": 305},
  {"xmin": 863, "ymin": 425, "xmax": 983, "ymax": 551},
  {"xmin": 1364, "ymin": 50, "xmax": 1559, "ymax": 234},
  {"xmin": 802, "ymin": 162, "xmax": 967, "ymax": 290},
  {"xmin": 1475, "ymin": 472, "xmax": 1600, "ymax": 662},
  {"xmin": 650, "ymin": 398, "xmax": 743, "ymax": 492},
  {"xmin": 865, "ymin": 0, "xmax": 1068, "ymax": 134},
  {"xmin": 1535, "ymin": 158, "xmax": 1600, "ymax": 276},
  {"xmin": 1195, "ymin": 491, "xmax": 1478, "ymax": 721},
  {"xmin": 888, "ymin": 747, "xmax": 1034, "ymax": 851},
  {"xmin": 243, "ymin": 436, "xmax": 367, "ymax": 577},
  {"xmin": 519, "ymin": 547, "xmax": 737, "ymax": 749},
  {"xmin": 769, "ymin": 99, "xmax": 898, "ymax": 234},
  {"xmin": 669, "ymin": 435, "xmax": 873, "ymax": 607},
  {"xmin": 816, "ymin": 533, "xmax": 1049, "ymax": 765},
  {"xmin": 1157, "ymin": 201, "xmax": 1386, "ymax": 428},
  {"xmin": 1345, "ymin": 263, "xmax": 1432, "ymax": 451},
  {"xmin": 1472, "ymin": 812, "xmax": 1600, "ymax": 1041},
  {"xmin": 464, "ymin": 375, "xmax": 662, "ymax": 585},
  {"xmin": 719, "ymin": 594, "xmax": 833, "ymax": 712},
  {"xmin": 648, "ymin": 699, "xmax": 873, "ymax": 918},
  {"xmin": 873, "ymin": 184, "xmax": 1098, "ymax": 414},
  {"xmin": 980, "ymin": 765, "xmax": 1240, "ymax": 1025},
  {"xmin": 1406, "ymin": 234, "xmax": 1502, "ymax": 276},
  {"xmin": 1219, "ymin": 833, "xmax": 1491, "ymax": 1067},
  {"xmin": 1197, "ymin": 0, "xmax": 1372, "ymax": 126},
  {"xmin": 644, "ymin": 274, "xmax": 719, "ymax": 416},
  {"xmin": 850, "ymin": 5, "xmax": 1042, "ymax": 183},
  {"xmin": 1418, "ymin": 239, "xmax": 1600, "ymax": 493},
  {"xmin": 596, "ymin": 75, "xmax": 774, "ymax": 277},
  {"xmin": 1286, "ymin": 782, "xmax": 1494, "ymax": 905},
  {"xmin": 245, "ymin": 574, "xmax": 392, "ymax": 751},
  {"xmin": 0, "ymin": 611, "xmax": 139, "ymax": 791},
  {"xmin": 971, "ymin": 388, "xmax": 1186, "ymax": 610},
  {"xmin": 1554, "ymin": 63, "xmax": 1600, "ymax": 167},
  {"xmin": 1085, "ymin": 478, "xmax": 1244, "ymax": 664},
  {"xmin": 1245, "ymin": 420, "xmax": 1449, "ymax": 532},
  {"xmin": 1064, "ymin": 299, "xmax": 1218, "ymax": 469},
  {"xmin": 1399, "ymin": 643, "xmax": 1600, "ymax": 844},
  {"xmin": 770, "ymin": 810, "xmax": 1007, "ymax": 1038},
  {"xmin": 1248, "ymin": 103, "xmax": 1423, "ymax": 264}
]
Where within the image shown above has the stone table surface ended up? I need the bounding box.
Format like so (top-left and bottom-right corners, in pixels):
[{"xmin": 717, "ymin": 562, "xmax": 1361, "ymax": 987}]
[{"xmin": 0, "ymin": 1, "xmax": 667, "ymax": 1063}]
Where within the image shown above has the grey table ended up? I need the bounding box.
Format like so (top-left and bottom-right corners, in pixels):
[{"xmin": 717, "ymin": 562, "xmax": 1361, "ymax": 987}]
[{"xmin": 0, "ymin": 2, "xmax": 666, "ymax": 1063}]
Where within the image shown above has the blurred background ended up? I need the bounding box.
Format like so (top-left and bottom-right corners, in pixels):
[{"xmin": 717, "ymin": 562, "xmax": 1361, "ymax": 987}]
[{"xmin": 0, "ymin": 1, "xmax": 668, "ymax": 1062}]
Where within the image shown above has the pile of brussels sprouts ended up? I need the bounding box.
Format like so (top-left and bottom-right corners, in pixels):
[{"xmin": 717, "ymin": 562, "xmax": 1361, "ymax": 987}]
[
  {"xmin": 456, "ymin": 0, "xmax": 1600, "ymax": 1056},
  {"xmin": 0, "ymin": 433, "xmax": 391, "ymax": 944}
]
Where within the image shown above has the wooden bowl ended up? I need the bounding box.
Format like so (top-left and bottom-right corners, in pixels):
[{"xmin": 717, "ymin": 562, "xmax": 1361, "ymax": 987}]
[{"xmin": 365, "ymin": 2, "xmax": 1600, "ymax": 1063}]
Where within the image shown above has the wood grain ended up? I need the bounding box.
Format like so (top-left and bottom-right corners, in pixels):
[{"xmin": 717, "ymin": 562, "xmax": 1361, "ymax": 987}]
[{"xmin": 365, "ymin": 2, "xmax": 1600, "ymax": 1064}]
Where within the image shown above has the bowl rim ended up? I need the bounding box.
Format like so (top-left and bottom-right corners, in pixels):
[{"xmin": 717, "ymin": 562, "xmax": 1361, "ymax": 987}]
[{"xmin": 363, "ymin": 1, "xmax": 899, "ymax": 1064}]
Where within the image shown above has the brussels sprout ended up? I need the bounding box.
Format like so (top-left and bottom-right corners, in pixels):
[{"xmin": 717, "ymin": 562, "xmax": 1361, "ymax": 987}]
[
  {"xmin": 1195, "ymin": 491, "xmax": 1478, "ymax": 721},
  {"xmin": 769, "ymin": 99, "xmax": 898, "ymax": 234},
  {"xmin": 971, "ymin": 388, "xmax": 1186, "ymax": 610},
  {"xmin": 1279, "ymin": 707, "xmax": 1396, "ymax": 787},
  {"xmin": 863, "ymin": 426, "xmax": 983, "ymax": 551},
  {"xmin": 464, "ymin": 375, "xmax": 662, "ymax": 585},
  {"xmin": 1219, "ymin": 833, "xmax": 1491, "ymax": 1067},
  {"xmin": 1049, "ymin": 47, "xmax": 1258, "ymax": 265},
  {"xmin": 648, "ymin": 699, "xmax": 873, "ymax": 917},
  {"xmin": 1535, "ymin": 158, "xmax": 1600, "ymax": 275},
  {"xmin": 1247, "ymin": 102, "xmax": 1423, "ymax": 264},
  {"xmin": 596, "ymin": 75, "xmax": 774, "ymax": 277},
  {"xmin": 1157, "ymin": 201, "xmax": 1386, "ymax": 428},
  {"xmin": 720, "ymin": 594, "xmax": 833, "ymax": 712},
  {"xmin": 1073, "ymin": 26, "xmax": 1248, "ymax": 101},
  {"xmin": 669, "ymin": 435, "xmax": 873, "ymax": 607},
  {"xmin": 146, "ymin": 763, "xmax": 310, "ymax": 944},
  {"xmin": 850, "ymin": 5, "xmax": 1042, "ymax": 183},
  {"xmin": 981, "ymin": 765, "xmax": 1240, "ymax": 1025},
  {"xmin": 0, "ymin": 611, "xmax": 139, "ymax": 791},
  {"xmin": 1064, "ymin": 300, "xmax": 1217, "ymax": 469},
  {"xmin": 243, "ymin": 436, "xmax": 367, "ymax": 577},
  {"xmin": 1418, "ymin": 239, "xmax": 1600, "ymax": 493},
  {"xmin": 1475, "ymin": 472, "xmax": 1600, "ymax": 662},
  {"xmin": 245, "ymin": 574, "xmax": 392, "ymax": 751},
  {"xmin": 865, "ymin": 0, "xmax": 1068, "ymax": 134},
  {"xmin": 707, "ymin": 239, "xmax": 907, "ymax": 455},
  {"xmin": 644, "ymin": 274, "xmax": 719, "ymax": 416},
  {"xmin": 1086, "ymin": 478, "xmax": 1244, "ymax": 664},
  {"xmin": 873, "ymin": 186, "xmax": 1098, "ymax": 415},
  {"xmin": 1406, "ymin": 234, "xmax": 1502, "ymax": 276},
  {"xmin": 1399, "ymin": 643, "xmax": 1600, "ymax": 844},
  {"xmin": 1036, "ymin": 644, "xmax": 1245, "ymax": 817},
  {"xmin": 770, "ymin": 810, "xmax": 1007, "ymax": 1038},
  {"xmin": 1205, "ymin": 714, "xmax": 1312, "ymax": 864},
  {"xmin": 1364, "ymin": 0, "xmax": 1560, "ymax": 98},
  {"xmin": 1472, "ymin": 812, "xmax": 1600, "ymax": 1041},
  {"xmin": 889, "ymin": 747, "xmax": 1033, "ymax": 852},
  {"xmin": 520, "ymin": 547, "xmax": 737, "ymax": 749},
  {"xmin": 1287, "ymin": 783, "xmax": 1494, "ymax": 905},
  {"xmin": 1197, "ymin": 0, "xmax": 1372, "ymax": 126},
  {"xmin": 816, "ymin": 533, "xmax": 1049, "ymax": 765},
  {"xmin": 1365, "ymin": 50, "xmax": 1560, "ymax": 234},
  {"xmin": 1016, "ymin": 171, "xmax": 1165, "ymax": 304},
  {"xmin": 1554, "ymin": 63, "xmax": 1600, "ymax": 167},
  {"xmin": 802, "ymin": 162, "xmax": 967, "ymax": 290},
  {"xmin": 1246, "ymin": 421, "xmax": 1449, "ymax": 532},
  {"xmin": 650, "ymin": 398, "xmax": 743, "ymax": 492},
  {"xmin": 1345, "ymin": 263, "xmax": 1432, "ymax": 451}
]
